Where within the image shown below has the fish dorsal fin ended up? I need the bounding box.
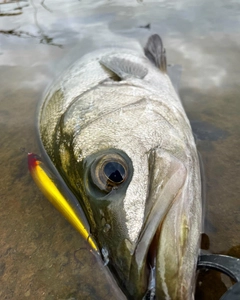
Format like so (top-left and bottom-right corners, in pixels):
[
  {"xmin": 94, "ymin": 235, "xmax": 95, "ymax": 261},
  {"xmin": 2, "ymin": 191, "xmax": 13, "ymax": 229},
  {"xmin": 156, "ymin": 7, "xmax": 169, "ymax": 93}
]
[
  {"xmin": 144, "ymin": 34, "xmax": 167, "ymax": 72},
  {"xmin": 167, "ymin": 64, "xmax": 182, "ymax": 93},
  {"xmin": 100, "ymin": 56, "xmax": 148, "ymax": 80}
]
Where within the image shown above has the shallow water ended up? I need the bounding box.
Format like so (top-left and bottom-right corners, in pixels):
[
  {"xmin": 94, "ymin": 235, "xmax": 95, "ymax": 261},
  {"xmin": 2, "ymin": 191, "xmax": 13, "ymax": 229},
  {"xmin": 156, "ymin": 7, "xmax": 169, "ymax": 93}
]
[{"xmin": 0, "ymin": 0, "xmax": 240, "ymax": 299}]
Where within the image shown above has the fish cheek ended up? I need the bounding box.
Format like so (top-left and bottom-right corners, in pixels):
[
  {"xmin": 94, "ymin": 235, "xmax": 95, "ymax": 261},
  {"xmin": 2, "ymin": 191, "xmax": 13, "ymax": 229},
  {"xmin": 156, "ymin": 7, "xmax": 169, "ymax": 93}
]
[
  {"xmin": 92, "ymin": 198, "xmax": 138, "ymax": 296},
  {"xmin": 85, "ymin": 176, "xmax": 135, "ymax": 284},
  {"xmin": 84, "ymin": 182, "xmax": 129, "ymax": 242}
]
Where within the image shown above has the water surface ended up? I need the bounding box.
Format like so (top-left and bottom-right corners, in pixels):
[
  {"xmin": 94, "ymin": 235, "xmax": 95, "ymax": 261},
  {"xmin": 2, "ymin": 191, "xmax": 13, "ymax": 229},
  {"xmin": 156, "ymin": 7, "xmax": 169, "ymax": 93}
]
[{"xmin": 1, "ymin": 1, "xmax": 240, "ymax": 299}]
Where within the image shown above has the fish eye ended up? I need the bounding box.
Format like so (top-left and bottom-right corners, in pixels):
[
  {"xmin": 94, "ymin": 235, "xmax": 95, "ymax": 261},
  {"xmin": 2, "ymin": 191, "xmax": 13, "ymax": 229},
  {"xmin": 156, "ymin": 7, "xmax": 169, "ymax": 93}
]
[
  {"xmin": 91, "ymin": 154, "xmax": 128, "ymax": 193},
  {"xmin": 103, "ymin": 162, "xmax": 125, "ymax": 183}
]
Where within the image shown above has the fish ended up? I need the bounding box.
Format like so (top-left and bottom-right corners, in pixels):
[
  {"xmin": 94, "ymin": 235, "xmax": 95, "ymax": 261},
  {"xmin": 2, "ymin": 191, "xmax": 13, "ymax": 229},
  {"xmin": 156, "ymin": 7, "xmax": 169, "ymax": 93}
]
[{"xmin": 37, "ymin": 34, "xmax": 202, "ymax": 299}]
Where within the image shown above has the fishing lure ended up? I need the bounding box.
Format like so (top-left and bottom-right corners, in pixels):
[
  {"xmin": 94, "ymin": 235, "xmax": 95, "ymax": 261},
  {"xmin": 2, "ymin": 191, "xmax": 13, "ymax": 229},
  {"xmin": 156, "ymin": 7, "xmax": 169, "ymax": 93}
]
[{"xmin": 28, "ymin": 153, "xmax": 98, "ymax": 252}]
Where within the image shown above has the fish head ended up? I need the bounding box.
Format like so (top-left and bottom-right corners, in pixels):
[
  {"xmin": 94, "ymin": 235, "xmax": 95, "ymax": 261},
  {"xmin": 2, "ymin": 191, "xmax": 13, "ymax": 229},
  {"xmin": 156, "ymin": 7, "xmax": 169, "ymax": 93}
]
[
  {"xmin": 56, "ymin": 96, "xmax": 201, "ymax": 299},
  {"xmin": 39, "ymin": 36, "xmax": 202, "ymax": 299}
]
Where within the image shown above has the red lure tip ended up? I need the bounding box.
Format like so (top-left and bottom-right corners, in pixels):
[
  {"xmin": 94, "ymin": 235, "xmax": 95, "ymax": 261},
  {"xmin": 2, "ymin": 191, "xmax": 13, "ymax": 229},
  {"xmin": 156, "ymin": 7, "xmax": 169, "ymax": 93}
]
[{"xmin": 28, "ymin": 153, "xmax": 41, "ymax": 170}]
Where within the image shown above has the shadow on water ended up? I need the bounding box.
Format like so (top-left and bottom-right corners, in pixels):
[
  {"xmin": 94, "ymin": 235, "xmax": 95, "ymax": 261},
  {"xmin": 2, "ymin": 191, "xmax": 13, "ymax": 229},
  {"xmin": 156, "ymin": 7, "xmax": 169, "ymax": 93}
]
[
  {"xmin": 0, "ymin": 28, "xmax": 62, "ymax": 47},
  {"xmin": 0, "ymin": 0, "xmax": 28, "ymax": 16},
  {"xmin": 0, "ymin": 0, "xmax": 62, "ymax": 47},
  {"xmin": 1, "ymin": 0, "xmax": 240, "ymax": 299}
]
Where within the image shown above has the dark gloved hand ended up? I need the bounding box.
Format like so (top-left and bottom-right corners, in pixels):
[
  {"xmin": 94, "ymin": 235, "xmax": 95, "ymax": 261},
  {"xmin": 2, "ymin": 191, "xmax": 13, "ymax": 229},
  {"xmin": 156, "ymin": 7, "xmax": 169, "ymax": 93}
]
[{"xmin": 198, "ymin": 254, "xmax": 240, "ymax": 300}]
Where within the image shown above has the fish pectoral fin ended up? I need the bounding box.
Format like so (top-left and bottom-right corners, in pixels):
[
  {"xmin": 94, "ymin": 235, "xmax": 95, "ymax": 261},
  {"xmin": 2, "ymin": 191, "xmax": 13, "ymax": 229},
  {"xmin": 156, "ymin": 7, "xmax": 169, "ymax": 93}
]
[
  {"xmin": 144, "ymin": 34, "xmax": 167, "ymax": 72},
  {"xmin": 100, "ymin": 56, "xmax": 148, "ymax": 80}
]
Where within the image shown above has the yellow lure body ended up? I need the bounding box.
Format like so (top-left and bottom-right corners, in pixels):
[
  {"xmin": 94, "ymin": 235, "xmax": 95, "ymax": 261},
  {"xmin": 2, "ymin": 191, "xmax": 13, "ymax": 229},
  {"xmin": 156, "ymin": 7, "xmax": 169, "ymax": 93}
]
[{"xmin": 28, "ymin": 153, "xmax": 98, "ymax": 252}]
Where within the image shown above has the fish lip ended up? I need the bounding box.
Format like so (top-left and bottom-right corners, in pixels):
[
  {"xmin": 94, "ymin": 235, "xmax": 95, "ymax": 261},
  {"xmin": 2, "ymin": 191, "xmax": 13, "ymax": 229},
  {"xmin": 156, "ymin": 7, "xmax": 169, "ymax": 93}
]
[
  {"xmin": 131, "ymin": 196, "xmax": 173, "ymax": 299},
  {"xmin": 134, "ymin": 170, "xmax": 186, "ymax": 269},
  {"xmin": 132, "ymin": 154, "xmax": 187, "ymax": 296},
  {"xmin": 134, "ymin": 190, "xmax": 176, "ymax": 273}
]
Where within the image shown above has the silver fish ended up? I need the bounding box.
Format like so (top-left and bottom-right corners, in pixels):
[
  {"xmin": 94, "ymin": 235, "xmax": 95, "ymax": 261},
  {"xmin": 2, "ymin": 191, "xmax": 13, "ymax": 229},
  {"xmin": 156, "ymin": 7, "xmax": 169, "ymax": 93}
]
[{"xmin": 38, "ymin": 34, "xmax": 202, "ymax": 299}]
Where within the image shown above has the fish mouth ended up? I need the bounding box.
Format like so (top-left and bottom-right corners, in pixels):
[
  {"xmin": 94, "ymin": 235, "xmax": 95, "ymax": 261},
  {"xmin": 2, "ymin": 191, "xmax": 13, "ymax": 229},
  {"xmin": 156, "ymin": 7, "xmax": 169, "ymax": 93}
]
[
  {"xmin": 134, "ymin": 190, "xmax": 184, "ymax": 299},
  {"xmin": 131, "ymin": 150, "xmax": 188, "ymax": 298}
]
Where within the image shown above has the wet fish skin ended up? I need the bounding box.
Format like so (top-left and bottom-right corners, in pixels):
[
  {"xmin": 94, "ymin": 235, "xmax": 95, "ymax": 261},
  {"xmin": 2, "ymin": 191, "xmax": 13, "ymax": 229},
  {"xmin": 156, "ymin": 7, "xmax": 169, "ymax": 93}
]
[{"xmin": 38, "ymin": 35, "xmax": 202, "ymax": 299}]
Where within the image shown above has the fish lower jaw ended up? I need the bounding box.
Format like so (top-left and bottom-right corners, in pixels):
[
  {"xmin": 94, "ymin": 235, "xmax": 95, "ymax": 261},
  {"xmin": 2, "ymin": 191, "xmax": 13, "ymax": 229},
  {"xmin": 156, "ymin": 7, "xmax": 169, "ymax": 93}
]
[
  {"xmin": 143, "ymin": 226, "xmax": 187, "ymax": 300},
  {"xmin": 142, "ymin": 224, "xmax": 162, "ymax": 298}
]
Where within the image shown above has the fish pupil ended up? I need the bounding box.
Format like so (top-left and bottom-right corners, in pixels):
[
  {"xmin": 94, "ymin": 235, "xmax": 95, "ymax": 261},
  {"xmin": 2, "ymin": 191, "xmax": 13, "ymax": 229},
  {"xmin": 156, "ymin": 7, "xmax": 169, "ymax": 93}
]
[{"xmin": 104, "ymin": 162, "xmax": 125, "ymax": 183}]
